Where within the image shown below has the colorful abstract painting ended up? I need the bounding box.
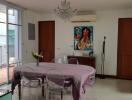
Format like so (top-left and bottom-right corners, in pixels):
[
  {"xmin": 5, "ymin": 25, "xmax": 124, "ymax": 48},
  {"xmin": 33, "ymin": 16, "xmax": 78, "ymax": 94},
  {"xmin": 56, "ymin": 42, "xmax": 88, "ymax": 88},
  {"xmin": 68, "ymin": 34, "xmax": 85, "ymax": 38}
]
[{"xmin": 74, "ymin": 26, "xmax": 93, "ymax": 51}]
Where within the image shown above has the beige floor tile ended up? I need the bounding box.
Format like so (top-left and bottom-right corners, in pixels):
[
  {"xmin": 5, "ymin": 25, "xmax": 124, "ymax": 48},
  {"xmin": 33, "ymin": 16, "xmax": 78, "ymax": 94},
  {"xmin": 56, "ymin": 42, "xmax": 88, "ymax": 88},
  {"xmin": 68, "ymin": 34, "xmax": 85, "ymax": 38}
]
[{"xmin": 1, "ymin": 78, "xmax": 132, "ymax": 100}]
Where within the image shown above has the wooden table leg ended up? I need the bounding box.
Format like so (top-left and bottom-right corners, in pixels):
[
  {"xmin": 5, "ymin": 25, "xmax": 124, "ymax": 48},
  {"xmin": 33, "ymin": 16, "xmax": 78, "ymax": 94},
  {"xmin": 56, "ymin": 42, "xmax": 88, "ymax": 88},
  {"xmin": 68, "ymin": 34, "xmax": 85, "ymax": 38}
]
[{"xmin": 18, "ymin": 80, "xmax": 21, "ymax": 100}]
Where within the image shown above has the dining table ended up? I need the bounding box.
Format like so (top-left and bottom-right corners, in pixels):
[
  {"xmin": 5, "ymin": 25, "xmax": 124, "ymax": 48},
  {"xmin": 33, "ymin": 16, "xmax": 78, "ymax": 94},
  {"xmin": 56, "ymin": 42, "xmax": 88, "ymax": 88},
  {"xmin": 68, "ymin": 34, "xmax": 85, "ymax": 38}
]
[{"xmin": 11, "ymin": 62, "xmax": 96, "ymax": 100}]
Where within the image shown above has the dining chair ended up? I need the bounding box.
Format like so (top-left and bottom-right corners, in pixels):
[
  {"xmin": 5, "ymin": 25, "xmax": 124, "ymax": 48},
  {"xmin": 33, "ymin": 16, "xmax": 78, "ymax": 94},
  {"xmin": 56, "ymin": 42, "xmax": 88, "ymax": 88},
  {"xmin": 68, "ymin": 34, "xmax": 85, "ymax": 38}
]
[
  {"xmin": 51, "ymin": 57, "xmax": 63, "ymax": 64},
  {"xmin": 20, "ymin": 67, "xmax": 46, "ymax": 100},
  {"xmin": 52, "ymin": 55, "xmax": 68, "ymax": 64},
  {"xmin": 68, "ymin": 58, "xmax": 79, "ymax": 64},
  {"xmin": 46, "ymin": 76, "xmax": 73, "ymax": 100},
  {"xmin": 21, "ymin": 77, "xmax": 41, "ymax": 99},
  {"xmin": 46, "ymin": 57, "xmax": 77, "ymax": 100}
]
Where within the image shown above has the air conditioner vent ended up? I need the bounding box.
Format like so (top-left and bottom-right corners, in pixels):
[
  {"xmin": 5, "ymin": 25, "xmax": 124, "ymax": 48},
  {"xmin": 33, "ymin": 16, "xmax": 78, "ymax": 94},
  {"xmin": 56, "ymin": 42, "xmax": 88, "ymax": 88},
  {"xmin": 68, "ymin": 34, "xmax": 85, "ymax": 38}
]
[{"xmin": 70, "ymin": 14, "xmax": 96, "ymax": 22}]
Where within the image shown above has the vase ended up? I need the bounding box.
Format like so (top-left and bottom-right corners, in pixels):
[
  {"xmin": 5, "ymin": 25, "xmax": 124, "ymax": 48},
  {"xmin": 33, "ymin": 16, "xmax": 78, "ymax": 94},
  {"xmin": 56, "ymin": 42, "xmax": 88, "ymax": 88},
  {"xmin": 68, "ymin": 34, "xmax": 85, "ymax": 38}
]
[{"xmin": 36, "ymin": 59, "xmax": 39, "ymax": 66}]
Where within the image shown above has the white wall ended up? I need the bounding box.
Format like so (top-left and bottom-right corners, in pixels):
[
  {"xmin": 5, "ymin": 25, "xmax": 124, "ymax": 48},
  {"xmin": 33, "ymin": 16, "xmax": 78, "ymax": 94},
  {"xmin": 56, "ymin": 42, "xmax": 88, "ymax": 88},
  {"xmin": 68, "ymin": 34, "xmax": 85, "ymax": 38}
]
[
  {"xmin": 21, "ymin": 9, "xmax": 42, "ymax": 63},
  {"xmin": 37, "ymin": 9, "xmax": 132, "ymax": 75},
  {"xmin": 21, "ymin": 9, "xmax": 132, "ymax": 75},
  {"xmin": 95, "ymin": 9, "xmax": 132, "ymax": 75}
]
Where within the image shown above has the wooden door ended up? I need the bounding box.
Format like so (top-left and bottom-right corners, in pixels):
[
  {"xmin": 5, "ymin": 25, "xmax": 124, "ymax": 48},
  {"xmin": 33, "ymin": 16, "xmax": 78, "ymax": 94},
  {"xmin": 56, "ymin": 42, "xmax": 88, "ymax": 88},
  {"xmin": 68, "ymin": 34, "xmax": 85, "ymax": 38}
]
[
  {"xmin": 117, "ymin": 18, "xmax": 132, "ymax": 79},
  {"xmin": 38, "ymin": 21, "xmax": 55, "ymax": 62}
]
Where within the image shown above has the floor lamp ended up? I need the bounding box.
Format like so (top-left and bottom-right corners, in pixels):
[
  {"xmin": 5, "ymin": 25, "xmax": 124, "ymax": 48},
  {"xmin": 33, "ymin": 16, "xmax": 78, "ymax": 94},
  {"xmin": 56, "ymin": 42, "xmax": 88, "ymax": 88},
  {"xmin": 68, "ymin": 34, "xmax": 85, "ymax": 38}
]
[{"xmin": 100, "ymin": 36, "xmax": 106, "ymax": 79}]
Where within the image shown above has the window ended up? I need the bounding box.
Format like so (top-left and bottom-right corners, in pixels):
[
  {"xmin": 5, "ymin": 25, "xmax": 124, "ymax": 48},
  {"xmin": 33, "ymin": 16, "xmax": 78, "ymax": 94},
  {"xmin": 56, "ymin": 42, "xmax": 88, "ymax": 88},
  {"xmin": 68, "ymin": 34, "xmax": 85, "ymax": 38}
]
[{"xmin": 0, "ymin": 3, "xmax": 22, "ymax": 84}]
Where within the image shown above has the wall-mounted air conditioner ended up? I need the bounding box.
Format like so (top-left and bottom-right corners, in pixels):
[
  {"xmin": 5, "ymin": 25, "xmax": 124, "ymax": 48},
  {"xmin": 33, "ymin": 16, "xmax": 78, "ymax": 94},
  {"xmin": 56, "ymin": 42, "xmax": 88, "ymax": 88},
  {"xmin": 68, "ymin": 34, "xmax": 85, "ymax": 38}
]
[{"xmin": 70, "ymin": 14, "xmax": 96, "ymax": 22}]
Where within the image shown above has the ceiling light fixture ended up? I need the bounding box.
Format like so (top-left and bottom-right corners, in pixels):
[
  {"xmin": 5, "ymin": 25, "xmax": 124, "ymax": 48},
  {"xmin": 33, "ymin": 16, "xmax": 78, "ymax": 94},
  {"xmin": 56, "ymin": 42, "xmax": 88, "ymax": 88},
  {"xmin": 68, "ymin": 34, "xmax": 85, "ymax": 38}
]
[{"xmin": 54, "ymin": 0, "xmax": 77, "ymax": 20}]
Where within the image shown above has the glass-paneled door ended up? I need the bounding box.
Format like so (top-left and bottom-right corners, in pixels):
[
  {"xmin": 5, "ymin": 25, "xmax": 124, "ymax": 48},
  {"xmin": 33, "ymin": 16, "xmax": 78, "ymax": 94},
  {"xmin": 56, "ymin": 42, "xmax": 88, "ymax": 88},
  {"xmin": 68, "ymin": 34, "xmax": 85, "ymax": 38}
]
[
  {"xmin": 0, "ymin": 3, "xmax": 21, "ymax": 84},
  {"xmin": 0, "ymin": 4, "xmax": 8, "ymax": 84},
  {"xmin": 8, "ymin": 8, "xmax": 21, "ymax": 81}
]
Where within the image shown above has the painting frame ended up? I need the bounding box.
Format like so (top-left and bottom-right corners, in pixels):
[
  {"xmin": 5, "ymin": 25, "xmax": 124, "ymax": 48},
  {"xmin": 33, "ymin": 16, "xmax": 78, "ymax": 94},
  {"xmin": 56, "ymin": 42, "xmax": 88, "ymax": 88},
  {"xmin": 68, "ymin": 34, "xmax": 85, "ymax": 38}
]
[{"xmin": 74, "ymin": 26, "xmax": 93, "ymax": 52}]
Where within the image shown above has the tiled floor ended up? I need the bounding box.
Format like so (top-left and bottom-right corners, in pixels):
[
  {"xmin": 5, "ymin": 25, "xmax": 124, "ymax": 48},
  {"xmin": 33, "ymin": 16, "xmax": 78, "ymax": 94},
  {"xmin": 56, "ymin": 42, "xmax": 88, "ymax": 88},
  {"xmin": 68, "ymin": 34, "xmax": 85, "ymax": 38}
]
[{"xmin": 1, "ymin": 78, "xmax": 132, "ymax": 100}]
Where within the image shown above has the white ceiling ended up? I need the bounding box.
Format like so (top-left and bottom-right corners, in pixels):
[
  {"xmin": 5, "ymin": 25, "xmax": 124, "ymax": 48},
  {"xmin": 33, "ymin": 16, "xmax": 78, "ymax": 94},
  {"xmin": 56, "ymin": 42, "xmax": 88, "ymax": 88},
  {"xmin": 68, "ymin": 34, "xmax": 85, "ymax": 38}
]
[{"xmin": 6, "ymin": 0, "xmax": 132, "ymax": 13}]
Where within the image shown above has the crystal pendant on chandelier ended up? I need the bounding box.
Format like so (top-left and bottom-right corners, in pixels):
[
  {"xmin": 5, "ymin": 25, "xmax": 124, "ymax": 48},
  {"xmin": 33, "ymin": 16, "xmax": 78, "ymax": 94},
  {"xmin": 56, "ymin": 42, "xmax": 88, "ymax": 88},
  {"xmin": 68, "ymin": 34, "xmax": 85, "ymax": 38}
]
[{"xmin": 54, "ymin": 0, "xmax": 77, "ymax": 20}]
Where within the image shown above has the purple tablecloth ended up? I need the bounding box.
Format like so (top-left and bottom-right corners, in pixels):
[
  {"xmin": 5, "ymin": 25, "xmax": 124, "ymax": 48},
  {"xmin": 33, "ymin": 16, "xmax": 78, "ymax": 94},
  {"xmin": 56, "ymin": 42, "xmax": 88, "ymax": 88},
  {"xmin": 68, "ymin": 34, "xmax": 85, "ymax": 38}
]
[{"xmin": 11, "ymin": 62, "xmax": 96, "ymax": 100}]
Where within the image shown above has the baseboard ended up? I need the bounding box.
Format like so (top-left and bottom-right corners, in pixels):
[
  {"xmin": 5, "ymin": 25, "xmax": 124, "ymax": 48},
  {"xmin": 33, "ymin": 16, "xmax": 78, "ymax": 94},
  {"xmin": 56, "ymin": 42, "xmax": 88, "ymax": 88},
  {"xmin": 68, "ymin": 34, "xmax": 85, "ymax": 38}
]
[
  {"xmin": 96, "ymin": 74, "xmax": 117, "ymax": 79},
  {"xmin": 96, "ymin": 74, "xmax": 132, "ymax": 80}
]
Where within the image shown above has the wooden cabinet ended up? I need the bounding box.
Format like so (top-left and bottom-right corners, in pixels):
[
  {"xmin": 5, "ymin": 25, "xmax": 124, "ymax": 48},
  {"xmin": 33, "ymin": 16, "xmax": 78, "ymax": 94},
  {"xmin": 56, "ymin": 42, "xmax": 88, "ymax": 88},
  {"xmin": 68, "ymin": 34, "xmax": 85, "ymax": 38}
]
[{"xmin": 67, "ymin": 56, "xmax": 96, "ymax": 68}]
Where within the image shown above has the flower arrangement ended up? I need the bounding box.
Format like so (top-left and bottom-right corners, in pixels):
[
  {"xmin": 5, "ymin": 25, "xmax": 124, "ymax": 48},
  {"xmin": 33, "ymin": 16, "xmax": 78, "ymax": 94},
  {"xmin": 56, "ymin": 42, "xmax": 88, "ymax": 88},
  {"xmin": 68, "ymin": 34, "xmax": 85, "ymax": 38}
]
[
  {"xmin": 32, "ymin": 52, "xmax": 43, "ymax": 59},
  {"xmin": 32, "ymin": 52, "xmax": 43, "ymax": 66}
]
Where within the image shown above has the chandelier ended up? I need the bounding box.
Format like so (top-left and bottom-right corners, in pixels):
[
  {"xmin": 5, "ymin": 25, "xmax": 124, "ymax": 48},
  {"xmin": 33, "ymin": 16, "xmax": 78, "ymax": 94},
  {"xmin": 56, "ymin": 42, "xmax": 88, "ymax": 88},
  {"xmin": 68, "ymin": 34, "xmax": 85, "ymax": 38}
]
[{"xmin": 54, "ymin": 0, "xmax": 77, "ymax": 20}]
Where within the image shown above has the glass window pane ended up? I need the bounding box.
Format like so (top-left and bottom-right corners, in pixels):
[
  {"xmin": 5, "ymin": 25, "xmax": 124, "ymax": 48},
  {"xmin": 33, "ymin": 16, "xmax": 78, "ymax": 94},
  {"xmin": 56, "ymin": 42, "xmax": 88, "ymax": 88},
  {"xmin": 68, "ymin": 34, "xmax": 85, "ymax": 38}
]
[
  {"xmin": 8, "ymin": 24, "xmax": 19, "ymax": 80},
  {"xmin": 0, "ymin": 23, "xmax": 7, "ymax": 84},
  {"xmin": 0, "ymin": 4, "xmax": 6, "ymax": 23},
  {"xmin": 0, "ymin": 4, "xmax": 22, "ymax": 84},
  {"xmin": 8, "ymin": 8, "xmax": 18, "ymax": 24}
]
